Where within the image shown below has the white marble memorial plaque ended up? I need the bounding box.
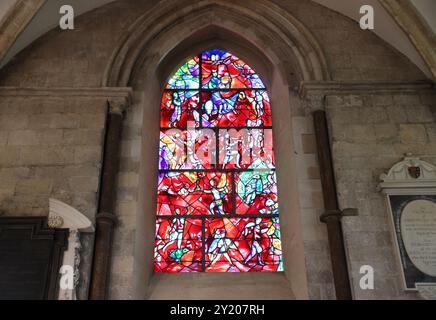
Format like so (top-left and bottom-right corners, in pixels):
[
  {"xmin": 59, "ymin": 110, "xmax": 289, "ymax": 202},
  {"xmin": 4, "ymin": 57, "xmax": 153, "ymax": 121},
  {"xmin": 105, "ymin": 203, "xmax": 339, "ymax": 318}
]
[{"xmin": 401, "ymin": 200, "xmax": 436, "ymax": 277}]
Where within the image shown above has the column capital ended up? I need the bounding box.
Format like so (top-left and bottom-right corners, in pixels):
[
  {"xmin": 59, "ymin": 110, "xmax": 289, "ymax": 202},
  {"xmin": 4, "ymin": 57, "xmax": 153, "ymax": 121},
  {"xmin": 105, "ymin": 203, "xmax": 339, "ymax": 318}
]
[{"xmin": 107, "ymin": 97, "xmax": 130, "ymax": 116}]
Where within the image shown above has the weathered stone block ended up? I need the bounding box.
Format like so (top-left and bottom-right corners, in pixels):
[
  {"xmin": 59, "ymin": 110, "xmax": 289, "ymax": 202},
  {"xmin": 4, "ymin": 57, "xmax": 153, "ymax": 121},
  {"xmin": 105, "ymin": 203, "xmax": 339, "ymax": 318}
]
[
  {"xmin": 0, "ymin": 131, "xmax": 8, "ymax": 146},
  {"xmin": 28, "ymin": 114, "xmax": 52, "ymax": 129},
  {"xmin": 374, "ymin": 124, "xmax": 399, "ymax": 143},
  {"xmin": 69, "ymin": 176, "xmax": 99, "ymax": 192},
  {"xmin": 372, "ymin": 94, "xmax": 393, "ymax": 106},
  {"xmin": 15, "ymin": 178, "xmax": 53, "ymax": 195},
  {"xmin": 0, "ymin": 146, "xmax": 20, "ymax": 165},
  {"xmin": 404, "ymin": 105, "xmax": 434, "ymax": 123},
  {"xmin": 117, "ymin": 172, "xmax": 139, "ymax": 188},
  {"xmin": 425, "ymin": 124, "xmax": 436, "ymax": 142},
  {"xmin": 339, "ymin": 124, "xmax": 377, "ymax": 143},
  {"xmin": 399, "ymin": 124, "xmax": 428, "ymax": 144},
  {"xmin": 50, "ymin": 113, "xmax": 81, "ymax": 129},
  {"xmin": 79, "ymin": 113, "xmax": 106, "ymax": 129},
  {"xmin": 8, "ymin": 130, "xmax": 40, "ymax": 146},
  {"xmin": 64, "ymin": 129, "xmax": 103, "ymax": 146},
  {"xmin": 116, "ymin": 201, "xmax": 137, "ymax": 217},
  {"xmin": 393, "ymin": 94, "xmax": 421, "ymax": 106},
  {"xmin": 0, "ymin": 114, "xmax": 28, "ymax": 130},
  {"xmin": 40, "ymin": 129, "xmax": 64, "ymax": 145},
  {"xmin": 301, "ymin": 134, "xmax": 317, "ymax": 154},
  {"xmin": 74, "ymin": 146, "xmax": 102, "ymax": 164}
]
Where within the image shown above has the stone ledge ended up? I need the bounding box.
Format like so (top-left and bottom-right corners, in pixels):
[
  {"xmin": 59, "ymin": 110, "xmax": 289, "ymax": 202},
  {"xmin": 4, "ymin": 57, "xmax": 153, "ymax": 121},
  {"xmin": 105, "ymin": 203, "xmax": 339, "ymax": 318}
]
[
  {"xmin": 299, "ymin": 80, "xmax": 435, "ymax": 98},
  {"xmin": 0, "ymin": 86, "xmax": 133, "ymax": 101}
]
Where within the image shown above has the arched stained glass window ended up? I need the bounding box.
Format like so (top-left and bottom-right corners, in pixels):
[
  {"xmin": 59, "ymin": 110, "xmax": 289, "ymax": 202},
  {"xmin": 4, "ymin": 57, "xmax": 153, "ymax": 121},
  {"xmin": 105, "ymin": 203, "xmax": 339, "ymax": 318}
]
[{"xmin": 154, "ymin": 49, "xmax": 283, "ymax": 273}]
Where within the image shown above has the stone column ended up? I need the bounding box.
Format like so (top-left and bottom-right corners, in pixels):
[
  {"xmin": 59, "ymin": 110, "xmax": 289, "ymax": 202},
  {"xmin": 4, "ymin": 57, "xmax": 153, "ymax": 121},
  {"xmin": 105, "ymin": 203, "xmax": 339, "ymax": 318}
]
[
  {"xmin": 313, "ymin": 109, "xmax": 352, "ymax": 300},
  {"xmin": 89, "ymin": 98, "xmax": 128, "ymax": 300}
]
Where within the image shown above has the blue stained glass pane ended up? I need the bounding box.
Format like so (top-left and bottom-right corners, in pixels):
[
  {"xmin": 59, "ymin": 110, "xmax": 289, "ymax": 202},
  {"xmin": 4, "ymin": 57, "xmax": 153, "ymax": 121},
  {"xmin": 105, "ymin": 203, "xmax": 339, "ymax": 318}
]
[
  {"xmin": 201, "ymin": 49, "xmax": 265, "ymax": 89},
  {"xmin": 166, "ymin": 56, "xmax": 200, "ymax": 89}
]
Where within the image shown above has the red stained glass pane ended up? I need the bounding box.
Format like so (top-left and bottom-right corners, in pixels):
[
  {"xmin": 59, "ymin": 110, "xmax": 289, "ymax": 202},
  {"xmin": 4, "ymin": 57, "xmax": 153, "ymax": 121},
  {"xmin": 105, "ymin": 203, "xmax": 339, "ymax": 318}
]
[
  {"xmin": 204, "ymin": 217, "xmax": 281, "ymax": 239},
  {"xmin": 154, "ymin": 261, "xmax": 202, "ymax": 273},
  {"xmin": 218, "ymin": 129, "xmax": 275, "ymax": 169},
  {"xmin": 154, "ymin": 239, "xmax": 202, "ymax": 261},
  {"xmin": 154, "ymin": 218, "xmax": 204, "ymax": 273},
  {"xmin": 161, "ymin": 91, "xmax": 200, "ymax": 128},
  {"xmin": 201, "ymin": 50, "xmax": 265, "ymax": 89},
  {"xmin": 155, "ymin": 50, "xmax": 282, "ymax": 273},
  {"xmin": 204, "ymin": 217, "xmax": 282, "ymax": 272},
  {"xmin": 204, "ymin": 261, "xmax": 281, "ymax": 272},
  {"xmin": 157, "ymin": 172, "xmax": 233, "ymax": 216},
  {"xmin": 155, "ymin": 218, "xmax": 202, "ymax": 240},
  {"xmin": 159, "ymin": 130, "xmax": 215, "ymax": 170},
  {"xmin": 202, "ymin": 90, "xmax": 271, "ymax": 127},
  {"xmin": 234, "ymin": 171, "xmax": 278, "ymax": 215}
]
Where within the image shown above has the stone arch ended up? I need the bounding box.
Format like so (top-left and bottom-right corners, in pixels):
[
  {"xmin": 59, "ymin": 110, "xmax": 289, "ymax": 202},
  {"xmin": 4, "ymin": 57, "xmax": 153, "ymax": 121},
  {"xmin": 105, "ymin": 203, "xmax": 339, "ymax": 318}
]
[
  {"xmin": 112, "ymin": 0, "xmax": 323, "ymax": 299},
  {"xmin": 102, "ymin": 0, "xmax": 331, "ymax": 87}
]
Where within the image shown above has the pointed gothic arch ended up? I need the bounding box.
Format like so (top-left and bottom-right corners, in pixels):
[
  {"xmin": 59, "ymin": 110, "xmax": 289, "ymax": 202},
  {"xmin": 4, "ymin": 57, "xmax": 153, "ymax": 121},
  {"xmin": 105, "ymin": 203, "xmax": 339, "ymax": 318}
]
[
  {"xmin": 102, "ymin": 0, "xmax": 331, "ymax": 87},
  {"xmin": 129, "ymin": 31, "xmax": 309, "ymax": 301}
]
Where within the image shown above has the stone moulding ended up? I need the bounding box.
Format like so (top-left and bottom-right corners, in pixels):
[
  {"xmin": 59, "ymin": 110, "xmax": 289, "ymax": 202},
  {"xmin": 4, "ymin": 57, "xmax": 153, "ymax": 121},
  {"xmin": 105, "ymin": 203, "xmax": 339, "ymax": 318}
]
[
  {"xmin": 103, "ymin": 0, "xmax": 331, "ymax": 87},
  {"xmin": 299, "ymin": 80, "xmax": 435, "ymax": 98},
  {"xmin": 0, "ymin": 0, "xmax": 45, "ymax": 64},
  {"xmin": 379, "ymin": 0, "xmax": 436, "ymax": 81},
  {"xmin": 0, "ymin": 86, "xmax": 133, "ymax": 101},
  {"xmin": 0, "ymin": 86, "xmax": 133, "ymax": 113},
  {"xmin": 298, "ymin": 80, "xmax": 435, "ymax": 114}
]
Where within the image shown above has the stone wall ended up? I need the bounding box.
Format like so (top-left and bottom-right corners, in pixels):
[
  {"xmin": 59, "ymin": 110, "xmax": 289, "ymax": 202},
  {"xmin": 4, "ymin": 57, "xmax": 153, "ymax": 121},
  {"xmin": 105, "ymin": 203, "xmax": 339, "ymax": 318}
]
[
  {"xmin": 0, "ymin": 0, "xmax": 433, "ymax": 300},
  {"xmin": 290, "ymin": 92, "xmax": 335, "ymax": 299},
  {"xmin": 0, "ymin": 0, "xmax": 427, "ymax": 88},
  {"xmin": 326, "ymin": 89, "xmax": 436, "ymax": 299},
  {"xmin": 0, "ymin": 90, "xmax": 106, "ymax": 219},
  {"xmin": 0, "ymin": 88, "xmax": 110, "ymax": 298}
]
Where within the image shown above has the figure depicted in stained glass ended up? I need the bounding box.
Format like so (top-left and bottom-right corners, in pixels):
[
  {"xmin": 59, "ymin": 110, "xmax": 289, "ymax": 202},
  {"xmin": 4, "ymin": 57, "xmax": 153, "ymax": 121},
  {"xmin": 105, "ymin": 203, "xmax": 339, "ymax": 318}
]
[
  {"xmin": 221, "ymin": 131, "xmax": 242, "ymax": 169},
  {"xmin": 235, "ymin": 170, "xmax": 278, "ymax": 215},
  {"xmin": 159, "ymin": 130, "xmax": 186, "ymax": 170},
  {"xmin": 204, "ymin": 217, "xmax": 282, "ymax": 272},
  {"xmin": 164, "ymin": 217, "xmax": 185, "ymax": 253},
  {"xmin": 243, "ymin": 218, "xmax": 270, "ymax": 265},
  {"xmin": 202, "ymin": 90, "xmax": 271, "ymax": 127},
  {"xmin": 208, "ymin": 229, "xmax": 238, "ymax": 266},
  {"xmin": 202, "ymin": 49, "xmax": 265, "ymax": 89},
  {"xmin": 157, "ymin": 172, "xmax": 232, "ymax": 216},
  {"xmin": 166, "ymin": 57, "xmax": 200, "ymax": 89},
  {"xmin": 202, "ymin": 173, "xmax": 230, "ymax": 215},
  {"xmin": 154, "ymin": 217, "xmax": 203, "ymax": 272},
  {"xmin": 161, "ymin": 91, "xmax": 200, "ymax": 128},
  {"xmin": 155, "ymin": 49, "xmax": 282, "ymax": 273}
]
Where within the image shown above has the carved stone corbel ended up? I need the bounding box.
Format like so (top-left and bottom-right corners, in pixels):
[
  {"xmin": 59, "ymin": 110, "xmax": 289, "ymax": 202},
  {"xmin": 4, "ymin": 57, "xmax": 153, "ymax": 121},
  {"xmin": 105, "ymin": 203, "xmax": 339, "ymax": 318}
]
[{"xmin": 107, "ymin": 97, "xmax": 129, "ymax": 117}]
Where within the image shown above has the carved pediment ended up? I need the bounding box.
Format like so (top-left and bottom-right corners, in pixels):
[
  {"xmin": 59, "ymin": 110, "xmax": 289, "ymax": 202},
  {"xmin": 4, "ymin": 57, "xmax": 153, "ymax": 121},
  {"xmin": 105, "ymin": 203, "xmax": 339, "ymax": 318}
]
[
  {"xmin": 49, "ymin": 198, "xmax": 94, "ymax": 232},
  {"xmin": 379, "ymin": 155, "xmax": 436, "ymax": 191}
]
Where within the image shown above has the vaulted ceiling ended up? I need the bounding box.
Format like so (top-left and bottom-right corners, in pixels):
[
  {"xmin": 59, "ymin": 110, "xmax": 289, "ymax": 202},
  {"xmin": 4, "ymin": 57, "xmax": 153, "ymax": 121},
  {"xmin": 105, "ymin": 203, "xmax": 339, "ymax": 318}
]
[{"xmin": 1, "ymin": 0, "xmax": 435, "ymax": 79}]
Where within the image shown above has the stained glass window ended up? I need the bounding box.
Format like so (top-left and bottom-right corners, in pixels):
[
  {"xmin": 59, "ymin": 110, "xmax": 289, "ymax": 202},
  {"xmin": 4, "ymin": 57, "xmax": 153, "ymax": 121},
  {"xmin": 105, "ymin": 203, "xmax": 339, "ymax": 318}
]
[{"xmin": 154, "ymin": 49, "xmax": 283, "ymax": 273}]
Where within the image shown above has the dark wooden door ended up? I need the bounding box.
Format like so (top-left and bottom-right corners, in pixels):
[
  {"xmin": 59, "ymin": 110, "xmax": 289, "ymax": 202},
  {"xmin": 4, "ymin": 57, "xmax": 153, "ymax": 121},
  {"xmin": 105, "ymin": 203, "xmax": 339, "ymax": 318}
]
[{"xmin": 0, "ymin": 217, "xmax": 68, "ymax": 300}]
